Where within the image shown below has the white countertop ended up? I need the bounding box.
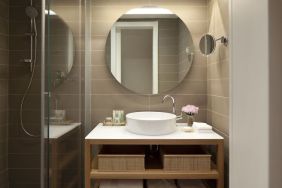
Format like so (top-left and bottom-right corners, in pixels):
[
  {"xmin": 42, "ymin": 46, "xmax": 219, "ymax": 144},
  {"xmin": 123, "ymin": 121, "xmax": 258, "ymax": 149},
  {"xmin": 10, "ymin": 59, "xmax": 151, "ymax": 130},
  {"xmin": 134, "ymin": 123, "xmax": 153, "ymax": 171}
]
[
  {"xmin": 85, "ymin": 123, "xmax": 223, "ymax": 140},
  {"xmin": 46, "ymin": 122, "xmax": 81, "ymax": 139}
]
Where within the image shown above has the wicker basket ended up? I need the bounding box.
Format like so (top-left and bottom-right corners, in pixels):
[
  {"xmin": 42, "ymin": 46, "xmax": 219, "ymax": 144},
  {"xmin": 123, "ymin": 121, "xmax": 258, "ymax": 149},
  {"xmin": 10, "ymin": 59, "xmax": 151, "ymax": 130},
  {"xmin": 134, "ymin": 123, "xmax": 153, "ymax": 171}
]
[
  {"xmin": 98, "ymin": 145, "xmax": 145, "ymax": 172},
  {"xmin": 161, "ymin": 146, "xmax": 211, "ymax": 172}
]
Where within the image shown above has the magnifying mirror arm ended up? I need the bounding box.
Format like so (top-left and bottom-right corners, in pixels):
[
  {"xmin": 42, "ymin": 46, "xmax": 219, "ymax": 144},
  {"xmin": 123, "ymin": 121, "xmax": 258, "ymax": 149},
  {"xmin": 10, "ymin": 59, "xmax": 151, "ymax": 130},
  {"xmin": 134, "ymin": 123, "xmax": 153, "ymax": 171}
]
[{"xmin": 215, "ymin": 36, "xmax": 228, "ymax": 46}]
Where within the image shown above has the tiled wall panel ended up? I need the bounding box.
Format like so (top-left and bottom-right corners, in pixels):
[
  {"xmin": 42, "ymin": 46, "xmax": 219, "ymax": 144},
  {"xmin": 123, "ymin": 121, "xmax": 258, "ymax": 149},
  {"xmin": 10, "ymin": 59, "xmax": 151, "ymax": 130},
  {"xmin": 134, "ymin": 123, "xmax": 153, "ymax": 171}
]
[
  {"xmin": 206, "ymin": 0, "xmax": 229, "ymax": 187},
  {"xmin": 90, "ymin": 0, "xmax": 208, "ymax": 127},
  {"xmin": 0, "ymin": 0, "xmax": 9, "ymax": 187},
  {"xmin": 8, "ymin": 0, "xmax": 42, "ymax": 187}
]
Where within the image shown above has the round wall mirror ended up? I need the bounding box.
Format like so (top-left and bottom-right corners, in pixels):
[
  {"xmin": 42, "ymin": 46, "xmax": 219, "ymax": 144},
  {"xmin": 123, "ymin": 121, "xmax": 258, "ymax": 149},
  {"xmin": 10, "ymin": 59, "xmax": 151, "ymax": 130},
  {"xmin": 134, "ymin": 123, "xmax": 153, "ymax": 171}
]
[
  {"xmin": 47, "ymin": 12, "xmax": 75, "ymax": 88},
  {"xmin": 199, "ymin": 34, "xmax": 216, "ymax": 56},
  {"xmin": 105, "ymin": 7, "xmax": 194, "ymax": 95}
]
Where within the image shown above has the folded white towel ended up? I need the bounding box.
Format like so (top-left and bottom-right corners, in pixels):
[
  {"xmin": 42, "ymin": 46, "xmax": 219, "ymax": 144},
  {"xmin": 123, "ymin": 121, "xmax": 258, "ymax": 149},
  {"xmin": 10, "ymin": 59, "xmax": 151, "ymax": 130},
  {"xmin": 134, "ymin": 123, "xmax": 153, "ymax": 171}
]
[
  {"xmin": 147, "ymin": 180, "xmax": 177, "ymax": 188},
  {"xmin": 192, "ymin": 122, "xmax": 212, "ymax": 130},
  {"xmin": 99, "ymin": 180, "xmax": 143, "ymax": 188},
  {"xmin": 194, "ymin": 129, "xmax": 213, "ymax": 133},
  {"xmin": 177, "ymin": 180, "xmax": 206, "ymax": 188}
]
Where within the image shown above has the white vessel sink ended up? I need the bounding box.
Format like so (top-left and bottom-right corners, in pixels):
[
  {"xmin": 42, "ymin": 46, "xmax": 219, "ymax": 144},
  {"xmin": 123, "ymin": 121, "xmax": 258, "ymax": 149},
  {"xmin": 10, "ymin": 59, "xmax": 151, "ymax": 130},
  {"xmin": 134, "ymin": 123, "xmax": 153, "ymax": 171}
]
[{"xmin": 126, "ymin": 111, "xmax": 177, "ymax": 136}]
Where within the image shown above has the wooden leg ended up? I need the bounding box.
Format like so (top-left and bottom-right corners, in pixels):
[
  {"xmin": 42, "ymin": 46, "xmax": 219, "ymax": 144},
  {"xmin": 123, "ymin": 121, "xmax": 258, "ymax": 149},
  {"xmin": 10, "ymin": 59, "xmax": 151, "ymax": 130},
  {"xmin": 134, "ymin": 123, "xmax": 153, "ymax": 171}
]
[
  {"xmin": 217, "ymin": 141, "xmax": 224, "ymax": 188},
  {"xmin": 85, "ymin": 141, "xmax": 91, "ymax": 188},
  {"xmin": 51, "ymin": 141, "xmax": 58, "ymax": 188}
]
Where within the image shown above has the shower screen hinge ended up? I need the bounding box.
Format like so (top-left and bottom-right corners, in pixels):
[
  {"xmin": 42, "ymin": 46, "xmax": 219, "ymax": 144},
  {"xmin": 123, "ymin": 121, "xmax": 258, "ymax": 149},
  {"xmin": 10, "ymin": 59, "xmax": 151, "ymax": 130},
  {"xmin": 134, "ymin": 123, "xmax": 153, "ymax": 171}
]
[{"xmin": 44, "ymin": 92, "xmax": 51, "ymax": 98}]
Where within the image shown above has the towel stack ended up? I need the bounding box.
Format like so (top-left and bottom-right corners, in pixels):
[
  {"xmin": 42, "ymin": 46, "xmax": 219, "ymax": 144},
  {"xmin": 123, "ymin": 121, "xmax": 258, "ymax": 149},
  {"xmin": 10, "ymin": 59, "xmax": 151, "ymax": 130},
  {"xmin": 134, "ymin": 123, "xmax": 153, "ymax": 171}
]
[
  {"xmin": 147, "ymin": 180, "xmax": 177, "ymax": 188},
  {"xmin": 99, "ymin": 180, "xmax": 143, "ymax": 188},
  {"xmin": 192, "ymin": 122, "xmax": 213, "ymax": 133}
]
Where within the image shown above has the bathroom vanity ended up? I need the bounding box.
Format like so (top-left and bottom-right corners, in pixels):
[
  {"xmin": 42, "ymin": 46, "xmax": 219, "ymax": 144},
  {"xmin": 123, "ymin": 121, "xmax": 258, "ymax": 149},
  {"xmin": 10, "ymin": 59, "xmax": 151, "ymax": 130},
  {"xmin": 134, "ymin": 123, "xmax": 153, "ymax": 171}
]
[
  {"xmin": 85, "ymin": 124, "xmax": 224, "ymax": 188},
  {"xmin": 48, "ymin": 123, "xmax": 81, "ymax": 188}
]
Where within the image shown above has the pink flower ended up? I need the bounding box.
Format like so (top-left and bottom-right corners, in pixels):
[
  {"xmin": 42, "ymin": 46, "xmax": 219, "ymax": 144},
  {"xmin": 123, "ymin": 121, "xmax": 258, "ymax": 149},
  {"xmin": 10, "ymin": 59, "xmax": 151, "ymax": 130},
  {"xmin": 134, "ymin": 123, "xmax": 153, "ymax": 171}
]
[{"xmin": 181, "ymin": 105, "xmax": 199, "ymax": 115}]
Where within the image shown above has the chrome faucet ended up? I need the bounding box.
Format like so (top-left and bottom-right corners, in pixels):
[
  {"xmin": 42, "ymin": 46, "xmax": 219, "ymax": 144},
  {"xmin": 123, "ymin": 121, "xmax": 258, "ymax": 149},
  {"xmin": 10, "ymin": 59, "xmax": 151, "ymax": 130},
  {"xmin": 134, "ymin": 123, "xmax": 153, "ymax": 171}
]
[{"xmin": 162, "ymin": 95, "xmax": 176, "ymax": 114}]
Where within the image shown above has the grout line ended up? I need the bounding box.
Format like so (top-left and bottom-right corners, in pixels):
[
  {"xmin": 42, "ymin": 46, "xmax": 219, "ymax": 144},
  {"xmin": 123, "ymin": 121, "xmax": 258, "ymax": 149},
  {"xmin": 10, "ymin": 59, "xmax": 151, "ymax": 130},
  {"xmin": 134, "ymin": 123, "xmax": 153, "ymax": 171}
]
[
  {"xmin": 207, "ymin": 77, "xmax": 229, "ymax": 81},
  {"xmin": 207, "ymin": 94, "xmax": 229, "ymax": 99},
  {"xmin": 0, "ymin": 33, "xmax": 9, "ymax": 37}
]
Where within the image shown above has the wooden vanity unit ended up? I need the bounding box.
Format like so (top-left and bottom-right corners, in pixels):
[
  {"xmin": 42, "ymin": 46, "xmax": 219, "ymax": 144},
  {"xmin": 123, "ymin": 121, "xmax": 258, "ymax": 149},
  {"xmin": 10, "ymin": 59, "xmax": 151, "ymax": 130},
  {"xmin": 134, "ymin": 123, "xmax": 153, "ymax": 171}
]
[
  {"xmin": 48, "ymin": 123, "xmax": 81, "ymax": 188},
  {"xmin": 85, "ymin": 123, "xmax": 224, "ymax": 188}
]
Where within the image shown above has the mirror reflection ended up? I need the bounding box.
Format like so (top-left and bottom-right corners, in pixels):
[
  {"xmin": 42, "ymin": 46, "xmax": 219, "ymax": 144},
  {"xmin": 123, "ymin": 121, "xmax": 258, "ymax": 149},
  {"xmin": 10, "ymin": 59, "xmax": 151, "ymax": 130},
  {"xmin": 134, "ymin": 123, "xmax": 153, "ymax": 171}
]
[
  {"xmin": 48, "ymin": 13, "xmax": 75, "ymax": 88},
  {"xmin": 106, "ymin": 7, "xmax": 194, "ymax": 95}
]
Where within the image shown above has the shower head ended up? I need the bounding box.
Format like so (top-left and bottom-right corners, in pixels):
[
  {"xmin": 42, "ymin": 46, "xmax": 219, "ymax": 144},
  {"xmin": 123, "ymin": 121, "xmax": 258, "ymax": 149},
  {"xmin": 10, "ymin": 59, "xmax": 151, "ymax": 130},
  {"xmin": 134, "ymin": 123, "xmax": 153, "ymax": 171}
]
[{"xmin": 25, "ymin": 6, "xmax": 38, "ymax": 18}]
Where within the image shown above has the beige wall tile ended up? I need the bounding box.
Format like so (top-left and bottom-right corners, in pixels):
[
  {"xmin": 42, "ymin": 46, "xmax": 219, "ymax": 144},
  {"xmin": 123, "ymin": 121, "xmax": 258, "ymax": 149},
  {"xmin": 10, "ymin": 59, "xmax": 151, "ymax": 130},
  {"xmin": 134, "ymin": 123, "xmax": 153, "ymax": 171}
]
[
  {"xmin": 207, "ymin": 79, "xmax": 229, "ymax": 97},
  {"xmin": 50, "ymin": 0, "xmax": 81, "ymax": 7},
  {"xmin": 91, "ymin": 36, "xmax": 107, "ymax": 51},
  {"xmin": 193, "ymin": 51, "xmax": 207, "ymax": 66},
  {"xmin": 91, "ymin": 65, "xmax": 112, "ymax": 80},
  {"xmin": 91, "ymin": 108, "xmax": 150, "ymax": 126},
  {"xmin": 90, "ymin": 0, "xmax": 211, "ymax": 127},
  {"xmin": 206, "ymin": 2, "xmax": 229, "ymax": 184},
  {"xmin": 92, "ymin": 0, "xmax": 150, "ymax": 7},
  {"xmin": 149, "ymin": 94, "xmax": 207, "ymax": 110},
  {"xmin": 51, "ymin": 6, "xmax": 81, "ymax": 22},
  {"xmin": 91, "ymin": 50, "xmax": 106, "ymax": 65},
  {"xmin": 167, "ymin": 6, "xmax": 207, "ymax": 21},
  {"xmin": 91, "ymin": 79, "xmax": 132, "ymax": 94},
  {"xmin": 92, "ymin": 94, "xmax": 149, "ymax": 110},
  {"xmin": 150, "ymin": 0, "xmax": 207, "ymax": 7},
  {"xmin": 91, "ymin": 6, "xmax": 132, "ymax": 22},
  {"xmin": 185, "ymin": 65, "xmax": 207, "ymax": 81},
  {"xmin": 207, "ymin": 110, "xmax": 229, "ymax": 134},
  {"xmin": 207, "ymin": 95, "xmax": 229, "ymax": 116},
  {"xmin": 91, "ymin": 21, "xmax": 113, "ymax": 36},
  {"xmin": 185, "ymin": 21, "xmax": 208, "ymax": 34},
  {"xmin": 207, "ymin": 59, "xmax": 229, "ymax": 79},
  {"xmin": 173, "ymin": 80, "xmax": 207, "ymax": 95}
]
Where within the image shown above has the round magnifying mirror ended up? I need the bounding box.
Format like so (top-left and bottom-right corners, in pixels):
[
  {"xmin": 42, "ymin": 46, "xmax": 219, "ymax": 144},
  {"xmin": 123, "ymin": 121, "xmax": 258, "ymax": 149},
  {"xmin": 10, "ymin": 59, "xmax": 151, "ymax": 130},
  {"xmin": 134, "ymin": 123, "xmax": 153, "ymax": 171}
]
[
  {"xmin": 199, "ymin": 34, "xmax": 216, "ymax": 56},
  {"xmin": 105, "ymin": 7, "xmax": 195, "ymax": 95}
]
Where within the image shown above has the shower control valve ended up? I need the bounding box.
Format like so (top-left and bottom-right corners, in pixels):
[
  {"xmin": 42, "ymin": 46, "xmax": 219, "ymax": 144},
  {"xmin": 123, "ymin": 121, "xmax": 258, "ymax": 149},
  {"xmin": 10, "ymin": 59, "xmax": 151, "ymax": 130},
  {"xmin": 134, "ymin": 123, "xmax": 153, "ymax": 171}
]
[{"xmin": 23, "ymin": 59, "xmax": 32, "ymax": 63}]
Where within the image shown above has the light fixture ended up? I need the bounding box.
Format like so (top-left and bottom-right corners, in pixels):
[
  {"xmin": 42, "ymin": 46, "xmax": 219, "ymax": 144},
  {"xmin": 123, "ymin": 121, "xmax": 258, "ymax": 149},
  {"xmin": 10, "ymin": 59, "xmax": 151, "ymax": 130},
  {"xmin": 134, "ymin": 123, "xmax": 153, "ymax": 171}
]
[
  {"xmin": 44, "ymin": 9, "xmax": 56, "ymax": 15},
  {"xmin": 125, "ymin": 7, "xmax": 173, "ymax": 15}
]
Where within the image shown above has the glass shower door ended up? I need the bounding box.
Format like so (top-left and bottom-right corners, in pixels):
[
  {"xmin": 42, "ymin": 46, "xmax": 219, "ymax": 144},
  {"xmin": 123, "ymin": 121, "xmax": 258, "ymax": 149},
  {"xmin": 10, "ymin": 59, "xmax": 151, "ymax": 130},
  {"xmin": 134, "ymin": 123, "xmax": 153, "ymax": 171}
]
[{"xmin": 44, "ymin": 0, "xmax": 84, "ymax": 187}]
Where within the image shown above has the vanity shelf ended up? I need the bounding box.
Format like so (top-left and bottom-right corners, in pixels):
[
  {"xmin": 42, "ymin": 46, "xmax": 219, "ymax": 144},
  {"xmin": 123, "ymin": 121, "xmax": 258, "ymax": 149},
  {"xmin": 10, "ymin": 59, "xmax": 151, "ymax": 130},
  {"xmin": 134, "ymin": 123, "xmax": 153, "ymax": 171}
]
[
  {"xmin": 85, "ymin": 123, "xmax": 224, "ymax": 188},
  {"xmin": 90, "ymin": 168, "xmax": 219, "ymax": 179}
]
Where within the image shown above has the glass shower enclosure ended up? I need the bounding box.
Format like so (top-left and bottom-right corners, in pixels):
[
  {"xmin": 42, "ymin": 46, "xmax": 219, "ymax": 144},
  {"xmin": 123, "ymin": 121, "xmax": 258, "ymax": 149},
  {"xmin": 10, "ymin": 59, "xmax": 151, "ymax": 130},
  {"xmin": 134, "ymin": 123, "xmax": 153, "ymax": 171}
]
[{"xmin": 43, "ymin": 0, "xmax": 87, "ymax": 187}]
